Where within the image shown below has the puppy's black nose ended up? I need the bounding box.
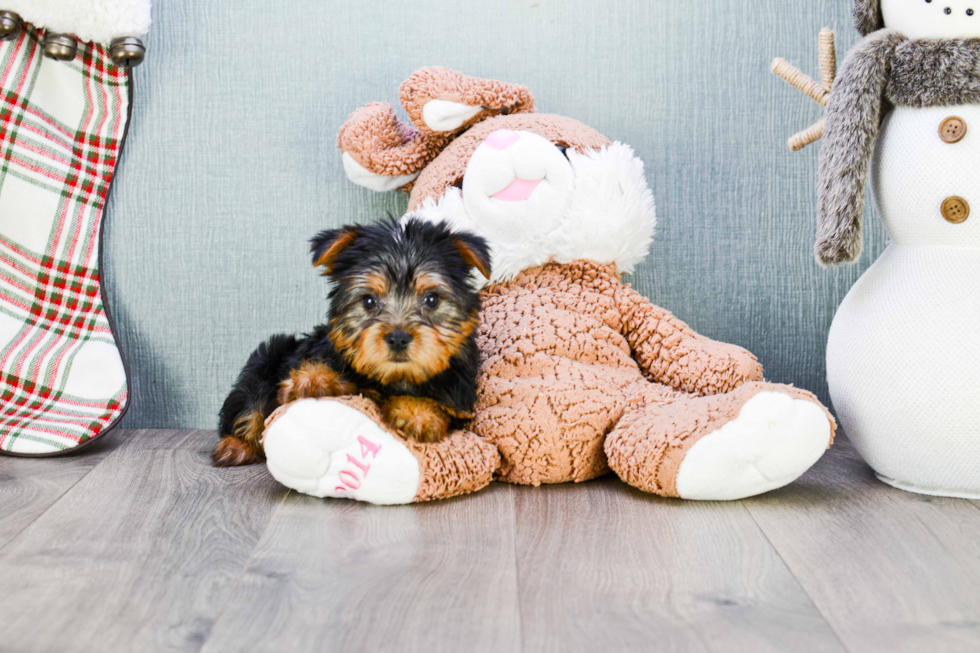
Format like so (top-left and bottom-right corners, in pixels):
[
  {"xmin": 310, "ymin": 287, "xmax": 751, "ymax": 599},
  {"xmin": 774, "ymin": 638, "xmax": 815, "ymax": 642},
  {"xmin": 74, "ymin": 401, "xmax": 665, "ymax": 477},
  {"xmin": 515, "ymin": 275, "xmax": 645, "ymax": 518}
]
[{"xmin": 385, "ymin": 330, "xmax": 413, "ymax": 352}]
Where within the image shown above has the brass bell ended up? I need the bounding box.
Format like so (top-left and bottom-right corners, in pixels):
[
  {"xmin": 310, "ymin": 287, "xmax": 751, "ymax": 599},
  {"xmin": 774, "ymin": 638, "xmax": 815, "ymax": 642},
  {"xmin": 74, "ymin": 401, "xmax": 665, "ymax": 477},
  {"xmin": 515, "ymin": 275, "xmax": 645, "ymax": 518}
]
[
  {"xmin": 109, "ymin": 36, "xmax": 145, "ymax": 68},
  {"xmin": 43, "ymin": 34, "xmax": 77, "ymax": 61},
  {"xmin": 0, "ymin": 11, "xmax": 22, "ymax": 41}
]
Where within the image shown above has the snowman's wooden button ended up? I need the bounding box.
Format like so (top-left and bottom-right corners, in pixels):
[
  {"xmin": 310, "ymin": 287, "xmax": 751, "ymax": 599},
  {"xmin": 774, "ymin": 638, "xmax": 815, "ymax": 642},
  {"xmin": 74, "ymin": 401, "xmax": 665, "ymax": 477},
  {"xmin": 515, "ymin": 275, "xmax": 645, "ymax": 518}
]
[
  {"xmin": 942, "ymin": 196, "xmax": 970, "ymax": 224},
  {"xmin": 939, "ymin": 117, "xmax": 967, "ymax": 144}
]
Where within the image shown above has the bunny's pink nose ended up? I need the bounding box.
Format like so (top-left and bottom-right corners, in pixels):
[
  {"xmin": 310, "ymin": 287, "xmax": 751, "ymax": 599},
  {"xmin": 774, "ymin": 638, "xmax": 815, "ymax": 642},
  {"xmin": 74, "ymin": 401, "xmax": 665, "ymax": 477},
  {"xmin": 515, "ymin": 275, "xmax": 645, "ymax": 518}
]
[{"xmin": 485, "ymin": 129, "xmax": 520, "ymax": 150}]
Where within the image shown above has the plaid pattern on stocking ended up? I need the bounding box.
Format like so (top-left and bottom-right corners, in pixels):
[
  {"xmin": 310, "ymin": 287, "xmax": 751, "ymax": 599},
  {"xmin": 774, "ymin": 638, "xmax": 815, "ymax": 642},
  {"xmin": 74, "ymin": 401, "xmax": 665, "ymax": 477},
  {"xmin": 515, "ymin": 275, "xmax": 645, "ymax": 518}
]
[{"xmin": 0, "ymin": 27, "xmax": 130, "ymax": 454}]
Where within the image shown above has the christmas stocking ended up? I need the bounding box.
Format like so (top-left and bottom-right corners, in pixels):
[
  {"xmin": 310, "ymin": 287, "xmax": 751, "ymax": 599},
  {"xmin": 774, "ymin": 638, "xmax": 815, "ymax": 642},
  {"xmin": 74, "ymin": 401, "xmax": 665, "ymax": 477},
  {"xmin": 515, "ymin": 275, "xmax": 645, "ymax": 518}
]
[{"xmin": 0, "ymin": 3, "xmax": 149, "ymax": 455}]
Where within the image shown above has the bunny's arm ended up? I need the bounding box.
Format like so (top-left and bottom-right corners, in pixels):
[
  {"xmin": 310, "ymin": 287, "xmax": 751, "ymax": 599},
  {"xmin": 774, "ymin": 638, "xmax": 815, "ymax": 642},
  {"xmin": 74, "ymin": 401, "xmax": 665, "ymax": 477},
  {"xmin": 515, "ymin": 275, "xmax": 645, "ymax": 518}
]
[
  {"xmin": 616, "ymin": 285, "xmax": 763, "ymax": 396},
  {"xmin": 816, "ymin": 30, "xmax": 902, "ymax": 265}
]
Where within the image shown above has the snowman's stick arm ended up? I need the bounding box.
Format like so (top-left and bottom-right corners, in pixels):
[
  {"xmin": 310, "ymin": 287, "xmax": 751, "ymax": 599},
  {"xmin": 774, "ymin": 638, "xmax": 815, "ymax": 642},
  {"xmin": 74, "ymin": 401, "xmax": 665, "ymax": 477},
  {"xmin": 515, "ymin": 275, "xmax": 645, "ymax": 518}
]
[
  {"xmin": 772, "ymin": 58, "xmax": 828, "ymax": 106},
  {"xmin": 771, "ymin": 29, "xmax": 838, "ymax": 151},
  {"xmin": 789, "ymin": 119, "xmax": 825, "ymax": 152},
  {"xmin": 819, "ymin": 28, "xmax": 837, "ymax": 92}
]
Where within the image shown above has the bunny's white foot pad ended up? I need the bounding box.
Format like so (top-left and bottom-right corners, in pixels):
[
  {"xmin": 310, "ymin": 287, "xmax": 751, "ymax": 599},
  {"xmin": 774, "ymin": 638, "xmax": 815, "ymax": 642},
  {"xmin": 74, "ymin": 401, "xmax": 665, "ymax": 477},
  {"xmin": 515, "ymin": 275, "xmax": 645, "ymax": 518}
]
[
  {"xmin": 263, "ymin": 399, "xmax": 420, "ymax": 505},
  {"xmin": 675, "ymin": 392, "xmax": 832, "ymax": 501}
]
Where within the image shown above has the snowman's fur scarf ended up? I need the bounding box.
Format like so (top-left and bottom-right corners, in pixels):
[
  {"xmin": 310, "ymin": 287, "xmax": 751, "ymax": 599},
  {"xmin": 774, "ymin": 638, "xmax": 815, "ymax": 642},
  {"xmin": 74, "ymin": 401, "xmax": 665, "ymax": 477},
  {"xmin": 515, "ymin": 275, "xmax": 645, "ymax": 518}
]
[
  {"xmin": 817, "ymin": 31, "xmax": 980, "ymax": 265},
  {"xmin": 5, "ymin": 0, "xmax": 151, "ymax": 44},
  {"xmin": 888, "ymin": 38, "xmax": 980, "ymax": 107},
  {"xmin": 408, "ymin": 142, "xmax": 656, "ymax": 287},
  {"xmin": 854, "ymin": 0, "xmax": 883, "ymax": 37}
]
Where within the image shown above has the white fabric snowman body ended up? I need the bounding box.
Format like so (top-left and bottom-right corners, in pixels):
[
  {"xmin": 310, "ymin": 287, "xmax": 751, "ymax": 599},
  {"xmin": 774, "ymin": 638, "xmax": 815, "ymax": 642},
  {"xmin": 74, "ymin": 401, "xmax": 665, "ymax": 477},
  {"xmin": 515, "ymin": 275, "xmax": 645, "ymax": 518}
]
[{"xmin": 824, "ymin": 0, "xmax": 980, "ymax": 497}]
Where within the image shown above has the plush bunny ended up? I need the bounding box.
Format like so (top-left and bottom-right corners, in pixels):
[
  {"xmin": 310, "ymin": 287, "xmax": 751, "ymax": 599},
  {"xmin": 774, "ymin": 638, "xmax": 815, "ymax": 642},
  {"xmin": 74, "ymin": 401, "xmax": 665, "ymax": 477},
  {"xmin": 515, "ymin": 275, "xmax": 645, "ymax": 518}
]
[
  {"xmin": 261, "ymin": 67, "xmax": 836, "ymax": 505},
  {"xmin": 778, "ymin": 1, "xmax": 980, "ymax": 496}
]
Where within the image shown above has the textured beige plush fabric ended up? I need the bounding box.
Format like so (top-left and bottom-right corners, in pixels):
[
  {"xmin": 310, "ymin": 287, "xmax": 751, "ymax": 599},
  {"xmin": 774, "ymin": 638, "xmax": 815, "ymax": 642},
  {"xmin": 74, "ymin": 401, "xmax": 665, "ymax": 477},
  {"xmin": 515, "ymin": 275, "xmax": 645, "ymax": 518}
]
[
  {"xmin": 605, "ymin": 381, "xmax": 833, "ymax": 496},
  {"xmin": 337, "ymin": 102, "xmax": 437, "ymax": 178},
  {"xmin": 398, "ymin": 67, "xmax": 536, "ymax": 137},
  {"xmin": 337, "ymin": 67, "xmax": 537, "ymax": 180},
  {"xmin": 471, "ymin": 259, "xmax": 832, "ymax": 492}
]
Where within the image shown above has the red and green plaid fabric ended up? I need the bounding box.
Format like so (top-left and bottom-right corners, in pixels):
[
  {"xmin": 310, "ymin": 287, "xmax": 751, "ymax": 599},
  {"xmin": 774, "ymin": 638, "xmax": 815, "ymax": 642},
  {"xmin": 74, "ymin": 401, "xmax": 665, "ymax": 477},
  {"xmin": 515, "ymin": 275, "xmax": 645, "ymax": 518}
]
[{"xmin": 0, "ymin": 26, "xmax": 130, "ymax": 454}]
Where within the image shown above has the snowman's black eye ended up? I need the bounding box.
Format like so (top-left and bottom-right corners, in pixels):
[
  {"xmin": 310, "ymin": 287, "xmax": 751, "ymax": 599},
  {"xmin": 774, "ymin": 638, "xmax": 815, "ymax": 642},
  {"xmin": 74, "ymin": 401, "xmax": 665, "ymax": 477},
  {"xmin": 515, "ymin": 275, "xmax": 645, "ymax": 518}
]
[
  {"xmin": 969, "ymin": 8, "xmax": 976, "ymax": 16},
  {"xmin": 946, "ymin": 6, "xmax": 953, "ymax": 13}
]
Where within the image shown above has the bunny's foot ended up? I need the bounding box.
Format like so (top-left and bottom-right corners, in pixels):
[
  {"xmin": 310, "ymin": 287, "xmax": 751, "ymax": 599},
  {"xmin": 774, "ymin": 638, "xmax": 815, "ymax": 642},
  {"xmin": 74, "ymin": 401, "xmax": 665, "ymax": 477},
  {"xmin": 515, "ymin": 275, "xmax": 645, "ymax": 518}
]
[
  {"xmin": 263, "ymin": 396, "xmax": 498, "ymax": 504},
  {"xmin": 605, "ymin": 382, "xmax": 835, "ymax": 500}
]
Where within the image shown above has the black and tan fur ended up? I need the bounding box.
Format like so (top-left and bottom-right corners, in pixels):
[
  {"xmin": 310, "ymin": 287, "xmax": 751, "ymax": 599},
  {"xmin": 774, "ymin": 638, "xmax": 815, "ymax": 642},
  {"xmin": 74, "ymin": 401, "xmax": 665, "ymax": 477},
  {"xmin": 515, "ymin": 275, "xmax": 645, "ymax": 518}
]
[{"xmin": 212, "ymin": 217, "xmax": 491, "ymax": 467}]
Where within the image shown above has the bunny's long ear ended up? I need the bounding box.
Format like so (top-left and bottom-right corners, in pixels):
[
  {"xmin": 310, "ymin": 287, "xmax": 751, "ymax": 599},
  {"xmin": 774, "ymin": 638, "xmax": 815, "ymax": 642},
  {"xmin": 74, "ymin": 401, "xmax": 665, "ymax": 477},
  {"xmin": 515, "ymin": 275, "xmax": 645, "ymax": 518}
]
[
  {"xmin": 337, "ymin": 67, "xmax": 535, "ymax": 193},
  {"xmin": 398, "ymin": 67, "xmax": 535, "ymax": 135},
  {"xmin": 337, "ymin": 102, "xmax": 439, "ymax": 192}
]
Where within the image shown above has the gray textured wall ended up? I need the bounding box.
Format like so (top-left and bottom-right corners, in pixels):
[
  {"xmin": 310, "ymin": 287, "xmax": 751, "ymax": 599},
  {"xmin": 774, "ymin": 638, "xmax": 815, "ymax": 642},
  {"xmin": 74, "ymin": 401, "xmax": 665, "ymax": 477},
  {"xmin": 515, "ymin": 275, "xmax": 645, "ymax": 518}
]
[{"xmin": 105, "ymin": 0, "xmax": 886, "ymax": 429}]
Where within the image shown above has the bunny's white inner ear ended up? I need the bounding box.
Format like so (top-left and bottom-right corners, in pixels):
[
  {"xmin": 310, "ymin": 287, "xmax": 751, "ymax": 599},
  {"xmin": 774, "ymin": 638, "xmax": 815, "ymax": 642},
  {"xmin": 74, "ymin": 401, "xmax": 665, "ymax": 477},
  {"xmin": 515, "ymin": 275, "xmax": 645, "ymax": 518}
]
[
  {"xmin": 422, "ymin": 100, "xmax": 483, "ymax": 132},
  {"xmin": 342, "ymin": 152, "xmax": 419, "ymax": 192}
]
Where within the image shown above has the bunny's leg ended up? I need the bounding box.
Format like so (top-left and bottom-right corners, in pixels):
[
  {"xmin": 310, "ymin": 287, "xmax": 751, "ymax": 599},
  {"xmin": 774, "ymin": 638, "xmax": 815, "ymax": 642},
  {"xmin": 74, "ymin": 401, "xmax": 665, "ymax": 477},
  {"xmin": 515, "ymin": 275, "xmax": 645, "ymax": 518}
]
[
  {"xmin": 605, "ymin": 382, "xmax": 834, "ymax": 500},
  {"xmin": 262, "ymin": 396, "xmax": 499, "ymax": 504}
]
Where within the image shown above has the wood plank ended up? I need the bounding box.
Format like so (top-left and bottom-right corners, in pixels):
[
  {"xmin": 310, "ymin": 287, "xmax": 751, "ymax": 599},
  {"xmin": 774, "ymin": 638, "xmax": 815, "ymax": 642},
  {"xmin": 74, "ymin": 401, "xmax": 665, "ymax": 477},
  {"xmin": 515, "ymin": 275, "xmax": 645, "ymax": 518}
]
[
  {"xmin": 0, "ymin": 433, "xmax": 122, "ymax": 550},
  {"xmin": 513, "ymin": 476, "xmax": 845, "ymax": 653},
  {"xmin": 0, "ymin": 429, "xmax": 286, "ymax": 653},
  {"xmin": 201, "ymin": 483, "xmax": 521, "ymax": 653},
  {"xmin": 745, "ymin": 436, "xmax": 980, "ymax": 653}
]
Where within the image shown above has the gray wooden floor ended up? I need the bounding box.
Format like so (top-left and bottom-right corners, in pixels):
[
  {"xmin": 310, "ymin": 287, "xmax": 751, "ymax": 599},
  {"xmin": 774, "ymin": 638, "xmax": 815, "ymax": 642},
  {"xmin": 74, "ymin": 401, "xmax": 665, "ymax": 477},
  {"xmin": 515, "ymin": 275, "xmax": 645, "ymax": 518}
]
[{"xmin": 1, "ymin": 430, "xmax": 979, "ymax": 653}]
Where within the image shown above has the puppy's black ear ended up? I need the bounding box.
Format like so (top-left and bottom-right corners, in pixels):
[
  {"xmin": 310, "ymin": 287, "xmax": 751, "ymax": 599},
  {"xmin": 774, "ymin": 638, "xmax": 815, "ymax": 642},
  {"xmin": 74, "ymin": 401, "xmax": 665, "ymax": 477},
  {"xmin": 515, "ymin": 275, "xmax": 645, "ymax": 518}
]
[
  {"xmin": 310, "ymin": 227, "xmax": 358, "ymax": 274},
  {"xmin": 452, "ymin": 233, "xmax": 492, "ymax": 280}
]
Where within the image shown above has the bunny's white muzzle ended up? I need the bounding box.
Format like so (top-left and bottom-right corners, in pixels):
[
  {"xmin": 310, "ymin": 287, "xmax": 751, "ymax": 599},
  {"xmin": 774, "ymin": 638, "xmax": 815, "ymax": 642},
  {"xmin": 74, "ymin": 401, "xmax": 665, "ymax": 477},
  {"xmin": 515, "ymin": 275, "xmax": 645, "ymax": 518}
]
[{"xmin": 461, "ymin": 129, "xmax": 574, "ymax": 245}]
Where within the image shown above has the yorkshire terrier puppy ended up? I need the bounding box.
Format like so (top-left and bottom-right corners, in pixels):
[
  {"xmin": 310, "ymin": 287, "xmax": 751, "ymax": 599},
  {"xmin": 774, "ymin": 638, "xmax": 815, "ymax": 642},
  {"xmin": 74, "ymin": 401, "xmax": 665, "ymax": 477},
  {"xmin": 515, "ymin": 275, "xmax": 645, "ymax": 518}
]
[{"xmin": 212, "ymin": 216, "xmax": 492, "ymax": 467}]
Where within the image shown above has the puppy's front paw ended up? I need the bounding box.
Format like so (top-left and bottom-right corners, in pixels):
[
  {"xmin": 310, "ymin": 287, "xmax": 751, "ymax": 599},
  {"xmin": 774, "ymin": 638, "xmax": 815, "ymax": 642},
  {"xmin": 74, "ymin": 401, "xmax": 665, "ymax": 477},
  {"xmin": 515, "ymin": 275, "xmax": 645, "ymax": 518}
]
[
  {"xmin": 382, "ymin": 396, "xmax": 451, "ymax": 443},
  {"xmin": 278, "ymin": 360, "xmax": 356, "ymax": 404},
  {"xmin": 212, "ymin": 435, "xmax": 264, "ymax": 467}
]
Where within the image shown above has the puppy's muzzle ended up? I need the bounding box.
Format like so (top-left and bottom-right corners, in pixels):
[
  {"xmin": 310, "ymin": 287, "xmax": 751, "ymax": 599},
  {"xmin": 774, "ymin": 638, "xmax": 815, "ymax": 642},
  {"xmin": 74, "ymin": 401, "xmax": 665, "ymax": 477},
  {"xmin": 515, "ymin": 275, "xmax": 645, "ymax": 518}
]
[{"xmin": 385, "ymin": 329, "xmax": 413, "ymax": 353}]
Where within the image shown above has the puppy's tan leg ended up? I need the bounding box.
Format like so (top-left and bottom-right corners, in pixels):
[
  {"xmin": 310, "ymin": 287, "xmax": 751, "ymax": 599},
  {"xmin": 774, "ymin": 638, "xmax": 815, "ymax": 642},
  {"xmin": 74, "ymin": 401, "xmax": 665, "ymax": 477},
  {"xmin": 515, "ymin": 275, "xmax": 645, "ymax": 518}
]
[
  {"xmin": 212, "ymin": 410, "xmax": 266, "ymax": 467},
  {"xmin": 382, "ymin": 396, "xmax": 452, "ymax": 443},
  {"xmin": 278, "ymin": 360, "xmax": 356, "ymax": 404}
]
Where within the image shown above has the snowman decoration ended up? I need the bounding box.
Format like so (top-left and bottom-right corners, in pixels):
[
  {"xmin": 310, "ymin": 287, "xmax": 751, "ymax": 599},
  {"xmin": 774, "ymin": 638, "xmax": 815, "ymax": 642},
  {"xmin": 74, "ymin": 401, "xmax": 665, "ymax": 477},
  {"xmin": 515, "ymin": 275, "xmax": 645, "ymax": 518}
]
[{"xmin": 775, "ymin": 0, "xmax": 980, "ymax": 497}]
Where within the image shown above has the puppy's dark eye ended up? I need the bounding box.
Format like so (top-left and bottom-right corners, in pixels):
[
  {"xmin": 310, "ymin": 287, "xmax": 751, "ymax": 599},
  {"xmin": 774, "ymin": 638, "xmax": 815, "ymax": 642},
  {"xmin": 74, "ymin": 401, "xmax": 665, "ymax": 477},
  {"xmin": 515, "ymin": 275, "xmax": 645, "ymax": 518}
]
[
  {"xmin": 423, "ymin": 292, "xmax": 440, "ymax": 309},
  {"xmin": 362, "ymin": 295, "xmax": 378, "ymax": 310}
]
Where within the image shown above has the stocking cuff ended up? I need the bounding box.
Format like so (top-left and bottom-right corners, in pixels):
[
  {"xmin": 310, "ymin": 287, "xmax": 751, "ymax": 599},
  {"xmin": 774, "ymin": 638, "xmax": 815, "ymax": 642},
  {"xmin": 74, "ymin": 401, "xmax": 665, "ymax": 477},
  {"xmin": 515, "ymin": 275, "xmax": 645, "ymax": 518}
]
[{"xmin": 4, "ymin": 0, "xmax": 151, "ymax": 44}]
